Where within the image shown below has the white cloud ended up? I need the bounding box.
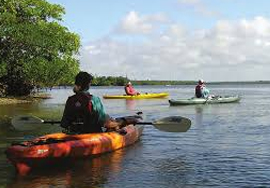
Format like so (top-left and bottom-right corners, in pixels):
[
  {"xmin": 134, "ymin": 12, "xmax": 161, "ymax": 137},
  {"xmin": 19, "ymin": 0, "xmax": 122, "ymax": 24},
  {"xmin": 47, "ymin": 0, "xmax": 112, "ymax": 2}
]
[
  {"xmin": 80, "ymin": 16, "xmax": 270, "ymax": 81},
  {"xmin": 177, "ymin": 0, "xmax": 219, "ymax": 17},
  {"xmin": 114, "ymin": 11, "xmax": 169, "ymax": 35}
]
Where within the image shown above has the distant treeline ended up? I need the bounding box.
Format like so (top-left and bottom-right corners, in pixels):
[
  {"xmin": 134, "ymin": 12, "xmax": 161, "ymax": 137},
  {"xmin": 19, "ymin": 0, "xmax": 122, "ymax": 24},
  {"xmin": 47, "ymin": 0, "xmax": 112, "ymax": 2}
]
[
  {"xmin": 209, "ymin": 80, "xmax": 270, "ymax": 85},
  {"xmin": 131, "ymin": 80, "xmax": 196, "ymax": 85},
  {"xmin": 91, "ymin": 77, "xmax": 197, "ymax": 86},
  {"xmin": 91, "ymin": 76, "xmax": 129, "ymax": 86},
  {"xmin": 86, "ymin": 77, "xmax": 270, "ymax": 86},
  {"xmin": 131, "ymin": 80, "xmax": 270, "ymax": 86}
]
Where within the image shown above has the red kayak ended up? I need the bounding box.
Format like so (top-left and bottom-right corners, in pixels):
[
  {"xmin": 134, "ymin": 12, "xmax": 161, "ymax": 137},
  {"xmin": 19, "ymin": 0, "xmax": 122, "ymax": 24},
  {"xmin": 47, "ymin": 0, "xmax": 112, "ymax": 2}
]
[{"xmin": 6, "ymin": 124, "xmax": 143, "ymax": 175}]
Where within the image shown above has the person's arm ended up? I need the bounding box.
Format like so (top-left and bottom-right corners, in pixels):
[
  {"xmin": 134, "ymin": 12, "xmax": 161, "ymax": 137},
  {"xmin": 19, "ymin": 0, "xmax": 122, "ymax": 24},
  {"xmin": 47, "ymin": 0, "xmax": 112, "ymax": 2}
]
[
  {"xmin": 125, "ymin": 86, "xmax": 129, "ymax": 95},
  {"xmin": 127, "ymin": 85, "xmax": 139, "ymax": 95},
  {"xmin": 61, "ymin": 98, "xmax": 73, "ymax": 129},
  {"xmin": 202, "ymin": 86, "xmax": 210, "ymax": 98},
  {"xmin": 105, "ymin": 115, "xmax": 141, "ymax": 131},
  {"xmin": 91, "ymin": 96, "xmax": 122, "ymax": 128},
  {"xmin": 91, "ymin": 95, "xmax": 107, "ymax": 125},
  {"xmin": 104, "ymin": 117, "xmax": 122, "ymax": 130},
  {"xmin": 91, "ymin": 95, "xmax": 137, "ymax": 130},
  {"xmin": 115, "ymin": 115, "xmax": 142, "ymax": 127},
  {"xmin": 130, "ymin": 85, "xmax": 140, "ymax": 95}
]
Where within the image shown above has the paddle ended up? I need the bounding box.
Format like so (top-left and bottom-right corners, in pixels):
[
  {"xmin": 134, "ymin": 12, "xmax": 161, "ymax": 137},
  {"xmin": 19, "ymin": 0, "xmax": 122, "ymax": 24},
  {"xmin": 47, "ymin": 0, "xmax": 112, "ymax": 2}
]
[{"xmin": 11, "ymin": 115, "xmax": 191, "ymax": 133}]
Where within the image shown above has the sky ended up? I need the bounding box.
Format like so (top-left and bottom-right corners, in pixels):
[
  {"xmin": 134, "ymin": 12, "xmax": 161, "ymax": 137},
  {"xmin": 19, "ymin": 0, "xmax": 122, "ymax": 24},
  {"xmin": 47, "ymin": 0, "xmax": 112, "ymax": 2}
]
[{"xmin": 47, "ymin": 0, "xmax": 270, "ymax": 81}]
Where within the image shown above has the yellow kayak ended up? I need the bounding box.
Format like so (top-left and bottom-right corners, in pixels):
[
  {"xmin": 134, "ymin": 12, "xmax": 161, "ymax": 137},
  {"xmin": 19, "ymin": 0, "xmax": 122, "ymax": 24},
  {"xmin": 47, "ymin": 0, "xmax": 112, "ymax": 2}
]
[{"xmin": 103, "ymin": 92, "xmax": 169, "ymax": 99}]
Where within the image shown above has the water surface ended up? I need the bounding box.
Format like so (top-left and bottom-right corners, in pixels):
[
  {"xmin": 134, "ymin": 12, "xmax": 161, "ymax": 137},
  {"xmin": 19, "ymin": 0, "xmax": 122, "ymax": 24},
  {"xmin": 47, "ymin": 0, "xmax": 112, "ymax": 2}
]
[{"xmin": 1, "ymin": 84, "xmax": 270, "ymax": 187}]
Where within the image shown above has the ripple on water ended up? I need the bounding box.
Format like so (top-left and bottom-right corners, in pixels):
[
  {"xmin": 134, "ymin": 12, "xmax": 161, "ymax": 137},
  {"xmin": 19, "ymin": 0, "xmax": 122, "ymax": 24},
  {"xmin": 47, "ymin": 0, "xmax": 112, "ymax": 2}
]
[{"xmin": 1, "ymin": 85, "xmax": 270, "ymax": 187}]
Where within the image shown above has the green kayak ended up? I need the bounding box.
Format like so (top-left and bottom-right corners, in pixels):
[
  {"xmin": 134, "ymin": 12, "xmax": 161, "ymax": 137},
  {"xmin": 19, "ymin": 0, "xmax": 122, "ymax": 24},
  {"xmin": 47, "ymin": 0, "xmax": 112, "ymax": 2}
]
[{"xmin": 169, "ymin": 96, "xmax": 241, "ymax": 106}]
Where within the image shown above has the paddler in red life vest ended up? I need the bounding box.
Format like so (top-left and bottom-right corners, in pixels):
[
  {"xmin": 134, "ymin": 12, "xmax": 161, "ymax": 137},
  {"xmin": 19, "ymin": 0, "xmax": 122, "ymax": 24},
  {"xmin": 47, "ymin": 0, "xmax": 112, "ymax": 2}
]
[
  {"xmin": 61, "ymin": 72, "xmax": 139, "ymax": 134},
  {"xmin": 125, "ymin": 81, "xmax": 140, "ymax": 96},
  {"xmin": 195, "ymin": 79, "xmax": 210, "ymax": 98}
]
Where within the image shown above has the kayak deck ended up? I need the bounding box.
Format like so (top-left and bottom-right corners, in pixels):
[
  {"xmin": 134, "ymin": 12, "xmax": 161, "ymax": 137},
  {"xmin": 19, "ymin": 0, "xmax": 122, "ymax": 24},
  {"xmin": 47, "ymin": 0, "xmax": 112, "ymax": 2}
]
[
  {"xmin": 169, "ymin": 96, "xmax": 241, "ymax": 105},
  {"xmin": 5, "ymin": 125, "xmax": 143, "ymax": 175},
  {"xmin": 103, "ymin": 92, "xmax": 169, "ymax": 99}
]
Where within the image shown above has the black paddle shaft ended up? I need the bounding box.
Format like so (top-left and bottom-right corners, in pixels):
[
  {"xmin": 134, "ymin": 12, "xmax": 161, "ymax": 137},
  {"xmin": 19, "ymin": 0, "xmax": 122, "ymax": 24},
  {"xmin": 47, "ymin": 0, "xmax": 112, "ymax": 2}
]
[
  {"xmin": 43, "ymin": 121, "xmax": 61, "ymax": 124},
  {"xmin": 136, "ymin": 122, "xmax": 153, "ymax": 125},
  {"xmin": 43, "ymin": 120, "xmax": 153, "ymax": 125}
]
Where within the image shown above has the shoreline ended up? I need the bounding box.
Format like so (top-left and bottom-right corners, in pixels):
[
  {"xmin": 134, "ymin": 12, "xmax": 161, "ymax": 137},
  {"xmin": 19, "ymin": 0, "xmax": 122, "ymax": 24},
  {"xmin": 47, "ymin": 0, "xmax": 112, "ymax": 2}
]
[
  {"xmin": 0, "ymin": 93, "xmax": 51, "ymax": 105},
  {"xmin": 0, "ymin": 97, "xmax": 33, "ymax": 105}
]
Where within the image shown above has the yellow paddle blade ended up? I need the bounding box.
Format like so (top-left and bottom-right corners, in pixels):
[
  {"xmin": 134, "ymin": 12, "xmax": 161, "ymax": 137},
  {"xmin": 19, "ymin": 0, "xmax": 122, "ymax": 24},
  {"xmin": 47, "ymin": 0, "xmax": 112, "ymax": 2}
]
[{"xmin": 152, "ymin": 116, "xmax": 191, "ymax": 132}]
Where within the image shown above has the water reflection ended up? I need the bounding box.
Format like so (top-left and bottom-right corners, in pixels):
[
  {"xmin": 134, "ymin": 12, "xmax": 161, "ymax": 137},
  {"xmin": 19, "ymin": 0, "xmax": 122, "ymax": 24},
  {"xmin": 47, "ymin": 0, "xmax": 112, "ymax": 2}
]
[
  {"xmin": 0, "ymin": 103, "xmax": 40, "ymax": 117},
  {"xmin": 0, "ymin": 116, "xmax": 13, "ymax": 136},
  {"xmin": 7, "ymin": 149, "xmax": 125, "ymax": 188},
  {"xmin": 195, "ymin": 106, "xmax": 203, "ymax": 126},
  {"xmin": 126, "ymin": 100, "xmax": 136, "ymax": 110}
]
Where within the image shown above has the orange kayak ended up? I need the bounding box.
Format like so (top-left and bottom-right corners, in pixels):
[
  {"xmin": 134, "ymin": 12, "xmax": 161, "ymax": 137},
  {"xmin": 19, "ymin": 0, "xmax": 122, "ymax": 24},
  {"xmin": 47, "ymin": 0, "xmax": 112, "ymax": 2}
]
[{"xmin": 5, "ymin": 125, "xmax": 143, "ymax": 175}]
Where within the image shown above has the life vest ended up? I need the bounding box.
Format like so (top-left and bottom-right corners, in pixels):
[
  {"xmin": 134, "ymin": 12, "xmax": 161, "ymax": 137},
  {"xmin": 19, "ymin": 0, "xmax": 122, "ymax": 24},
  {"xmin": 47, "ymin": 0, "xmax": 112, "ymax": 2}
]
[
  {"xmin": 61, "ymin": 92, "xmax": 103, "ymax": 133},
  {"xmin": 125, "ymin": 85, "xmax": 137, "ymax": 95},
  {"xmin": 195, "ymin": 85, "xmax": 203, "ymax": 98}
]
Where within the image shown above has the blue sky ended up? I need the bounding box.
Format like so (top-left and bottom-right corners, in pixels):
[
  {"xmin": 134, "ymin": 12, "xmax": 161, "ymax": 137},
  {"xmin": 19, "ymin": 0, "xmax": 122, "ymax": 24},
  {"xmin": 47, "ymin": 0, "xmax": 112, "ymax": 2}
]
[{"xmin": 47, "ymin": 0, "xmax": 270, "ymax": 81}]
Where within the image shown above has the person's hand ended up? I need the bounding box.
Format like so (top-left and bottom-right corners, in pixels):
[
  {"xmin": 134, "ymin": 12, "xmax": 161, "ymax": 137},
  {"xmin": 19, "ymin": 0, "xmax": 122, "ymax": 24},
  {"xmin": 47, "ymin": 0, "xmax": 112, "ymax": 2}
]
[
  {"xmin": 126, "ymin": 116, "xmax": 141, "ymax": 125},
  {"xmin": 104, "ymin": 118, "xmax": 121, "ymax": 130},
  {"xmin": 116, "ymin": 116, "xmax": 142, "ymax": 127}
]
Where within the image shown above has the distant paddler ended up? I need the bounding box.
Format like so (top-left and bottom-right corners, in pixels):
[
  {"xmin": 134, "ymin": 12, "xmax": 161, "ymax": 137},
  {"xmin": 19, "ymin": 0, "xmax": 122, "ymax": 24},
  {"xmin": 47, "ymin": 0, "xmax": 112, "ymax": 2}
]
[
  {"xmin": 125, "ymin": 81, "xmax": 140, "ymax": 96},
  {"xmin": 195, "ymin": 79, "xmax": 210, "ymax": 98}
]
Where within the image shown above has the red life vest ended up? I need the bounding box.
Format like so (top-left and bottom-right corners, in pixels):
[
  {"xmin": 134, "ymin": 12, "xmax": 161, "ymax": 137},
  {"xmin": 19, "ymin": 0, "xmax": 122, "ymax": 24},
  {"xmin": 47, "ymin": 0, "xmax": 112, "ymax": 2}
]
[{"xmin": 125, "ymin": 85, "xmax": 138, "ymax": 95}]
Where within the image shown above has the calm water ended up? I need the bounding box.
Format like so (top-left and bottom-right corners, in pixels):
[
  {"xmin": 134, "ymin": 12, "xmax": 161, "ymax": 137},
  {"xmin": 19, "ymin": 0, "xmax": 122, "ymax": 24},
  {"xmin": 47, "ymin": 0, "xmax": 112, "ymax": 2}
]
[{"xmin": 1, "ymin": 84, "xmax": 270, "ymax": 187}]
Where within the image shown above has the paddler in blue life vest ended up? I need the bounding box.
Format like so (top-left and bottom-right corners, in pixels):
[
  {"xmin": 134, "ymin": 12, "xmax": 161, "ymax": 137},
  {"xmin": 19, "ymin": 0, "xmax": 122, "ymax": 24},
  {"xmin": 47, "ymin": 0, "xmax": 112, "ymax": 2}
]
[
  {"xmin": 195, "ymin": 79, "xmax": 210, "ymax": 98},
  {"xmin": 61, "ymin": 71, "xmax": 139, "ymax": 134}
]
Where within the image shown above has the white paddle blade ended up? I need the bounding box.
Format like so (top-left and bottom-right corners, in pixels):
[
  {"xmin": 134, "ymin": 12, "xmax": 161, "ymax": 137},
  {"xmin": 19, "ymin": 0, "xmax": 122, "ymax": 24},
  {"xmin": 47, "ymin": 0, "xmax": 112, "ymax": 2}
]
[
  {"xmin": 11, "ymin": 115, "xmax": 44, "ymax": 131},
  {"xmin": 153, "ymin": 116, "xmax": 191, "ymax": 132}
]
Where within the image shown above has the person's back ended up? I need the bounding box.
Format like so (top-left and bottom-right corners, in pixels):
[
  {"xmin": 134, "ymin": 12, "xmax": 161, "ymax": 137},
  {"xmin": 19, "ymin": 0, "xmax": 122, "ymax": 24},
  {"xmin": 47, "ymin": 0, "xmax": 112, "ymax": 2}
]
[
  {"xmin": 61, "ymin": 92, "xmax": 106, "ymax": 133},
  {"xmin": 61, "ymin": 72, "xmax": 140, "ymax": 134},
  {"xmin": 195, "ymin": 84, "xmax": 203, "ymax": 98},
  {"xmin": 61, "ymin": 72, "xmax": 107, "ymax": 133},
  {"xmin": 195, "ymin": 79, "xmax": 209, "ymax": 98}
]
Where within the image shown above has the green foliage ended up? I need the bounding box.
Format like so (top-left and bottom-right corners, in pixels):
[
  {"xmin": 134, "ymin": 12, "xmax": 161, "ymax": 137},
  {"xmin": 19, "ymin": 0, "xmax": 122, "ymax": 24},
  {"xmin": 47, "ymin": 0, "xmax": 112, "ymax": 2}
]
[
  {"xmin": 131, "ymin": 80, "xmax": 196, "ymax": 85},
  {"xmin": 0, "ymin": 63, "xmax": 7, "ymax": 76},
  {"xmin": 88, "ymin": 76, "xmax": 195, "ymax": 86},
  {"xmin": 0, "ymin": 0, "xmax": 80, "ymax": 96},
  {"xmin": 91, "ymin": 76, "xmax": 129, "ymax": 86}
]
